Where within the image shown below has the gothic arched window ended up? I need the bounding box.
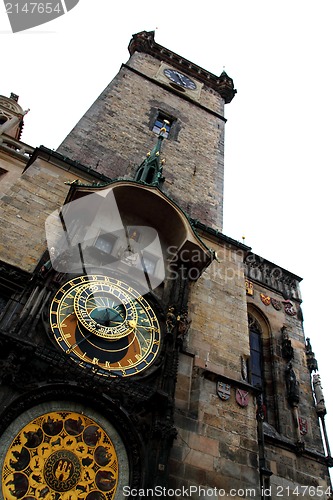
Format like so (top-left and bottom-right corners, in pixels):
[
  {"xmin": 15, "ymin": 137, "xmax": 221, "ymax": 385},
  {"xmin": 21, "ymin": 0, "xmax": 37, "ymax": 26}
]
[
  {"xmin": 248, "ymin": 314, "xmax": 264, "ymax": 389},
  {"xmin": 248, "ymin": 310, "xmax": 277, "ymax": 427}
]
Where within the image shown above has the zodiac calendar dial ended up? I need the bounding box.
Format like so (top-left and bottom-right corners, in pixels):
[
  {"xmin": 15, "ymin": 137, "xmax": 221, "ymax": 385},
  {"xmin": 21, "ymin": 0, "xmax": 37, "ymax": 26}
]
[
  {"xmin": 2, "ymin": 411, "xmax": 119, "ymax": 500},
  {"xmin": 49, "ymin": 275, "xmax": 161, "ymax": 377}
]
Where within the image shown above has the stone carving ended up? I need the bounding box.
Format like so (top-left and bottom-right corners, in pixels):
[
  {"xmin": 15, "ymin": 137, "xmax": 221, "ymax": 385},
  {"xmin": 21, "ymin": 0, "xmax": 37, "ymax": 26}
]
[
  {"xmin": 245, "ymin": 253, "xmax": 301, "ymax": 301},
  {"xmin": 241, "ymin": 356, "xmax": 248, "ymax": 382},
  {"xmin": 177, "ymin": 309, "xmax": 191, "ymax": 341},
  {"xmin": 271, "ymin": 298, "xmax": 282, "ymax": 310},
  {"xmin": 313, "ymin": 373, "xmax": 326, "ymax": 416},
  {"xmin": 236, "ymin": 389, "xmax": 249, "ymax": 408},
  {"xmin": 281, "ymin": 326, "xmax": 294, "ymax": 361},
  {"xmin": 260, "ymin": 293, "xmax": 271, "ymax": 306},
  {"xmin": 285, "ymin": 362, "xmax": 300, "ymax": 407},
  {"xmin": 282, "ymin": 300, "xmax": 297, "ymax": 316},
  {"xmin": 245, "ymin": 279, "xmax": 254, "ymax": 296},
  {"xmin": 166, "ymin": 306, "xmax": 177, "ymax": 334},
  {"xmin": 216, "ymin": 381, "xmax": 231, "ymax": 401},
  {"xmin": 305, "ymin": 338, "xmax": 318, "ymax": 373}
]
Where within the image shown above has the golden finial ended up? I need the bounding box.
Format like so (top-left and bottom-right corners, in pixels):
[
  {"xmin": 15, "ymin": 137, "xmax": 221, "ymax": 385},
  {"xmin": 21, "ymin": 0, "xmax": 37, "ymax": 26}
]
[
  {"xmin": 147, "ymin": 151, "xmax": 151, "ymax": 157},
  {"xmin": 155, "ymin": 151, "xmax": 160, "ymax": 156},
  {"xmin": 161, "ymin": 159, "xmax": 166, "ymax": 164}
]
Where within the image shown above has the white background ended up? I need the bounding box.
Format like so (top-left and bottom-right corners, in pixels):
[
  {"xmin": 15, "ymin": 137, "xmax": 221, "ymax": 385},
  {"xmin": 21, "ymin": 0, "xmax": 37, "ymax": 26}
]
[{"xmin": 1, "ymin": 0, "xmax": 333, "ymax": 463}]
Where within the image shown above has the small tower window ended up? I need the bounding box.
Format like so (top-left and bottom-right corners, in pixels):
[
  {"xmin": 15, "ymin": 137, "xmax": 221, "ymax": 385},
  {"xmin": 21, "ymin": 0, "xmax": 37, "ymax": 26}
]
[
  {"xmin": 94, "ymin": 233, "xmax": 116, "ymax": 254},
  {"xmin": 153, "ymin": 113, "xmax": 172, "ymax": 138}
]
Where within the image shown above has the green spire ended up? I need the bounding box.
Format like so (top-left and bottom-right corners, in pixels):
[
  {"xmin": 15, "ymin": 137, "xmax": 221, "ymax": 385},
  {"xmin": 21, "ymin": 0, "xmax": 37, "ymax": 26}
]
[{"xmin": 134, "ymin": 121, "xmax": 168, "ymax": 186}]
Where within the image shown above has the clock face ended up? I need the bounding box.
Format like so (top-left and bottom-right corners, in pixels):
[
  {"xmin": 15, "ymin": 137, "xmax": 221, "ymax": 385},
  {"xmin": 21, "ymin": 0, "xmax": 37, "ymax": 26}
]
[
  {"xmin": 163, "ymin": 68, "xmax": 197, "ymax": 90},
  {"xmin": 50, "ymin": 275, "xmax": 161, "ymax": 377}
]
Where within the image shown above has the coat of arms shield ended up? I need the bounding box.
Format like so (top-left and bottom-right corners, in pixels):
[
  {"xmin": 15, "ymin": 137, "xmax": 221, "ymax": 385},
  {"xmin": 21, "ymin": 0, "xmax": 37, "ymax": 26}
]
[{"xmin": 217, "ymin": 381, "xmax": 231, "ymax": 401}]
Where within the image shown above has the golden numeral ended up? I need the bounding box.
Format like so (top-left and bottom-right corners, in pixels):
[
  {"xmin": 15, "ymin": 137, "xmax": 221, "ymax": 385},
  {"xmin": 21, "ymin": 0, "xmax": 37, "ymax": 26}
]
[
  {"xmin": 127, "ymin": 359, "xmax": 133, "ymax": 365},
  {"xmin": 92, "ymin": 357, "xmax": 99, "ymax": 365}
]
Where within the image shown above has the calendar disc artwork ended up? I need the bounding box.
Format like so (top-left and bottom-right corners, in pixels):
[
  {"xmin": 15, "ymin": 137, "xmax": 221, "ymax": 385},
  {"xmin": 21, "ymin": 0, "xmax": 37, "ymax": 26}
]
[{"xmin": 2, "ymin": 411, "xmax": 119, "ymax": 500}]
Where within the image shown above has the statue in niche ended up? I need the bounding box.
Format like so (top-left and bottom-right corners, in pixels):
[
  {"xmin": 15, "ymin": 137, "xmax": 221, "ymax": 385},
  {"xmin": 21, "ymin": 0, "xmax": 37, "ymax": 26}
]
[
  {"xmin": 166, "ymin": 306, "xmax": 177, "ymax": 334},
  {"xmin": 177, "ymin": 309, "xmax": 191, "ymax": 341},
  {"xmin": 285, "ymin": 362, "xmax": 300, "ymax": 407},
  {"xmin": 281, "ymin": 326, "xmax": 294, "ymax": 361},
  {"xmin": 305, "ymin": 338, "xmax": 318, "ymax": 373}
]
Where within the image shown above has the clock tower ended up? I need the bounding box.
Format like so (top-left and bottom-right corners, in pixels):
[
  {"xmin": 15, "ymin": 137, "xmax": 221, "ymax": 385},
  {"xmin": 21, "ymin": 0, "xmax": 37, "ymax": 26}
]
[
  {"xmin": 58, "ymin": 30, "xmax": 236, "ymax": 230},
  {"xmin": 0, "ymin": 31, "xmax": 331, "ymax": 500}
]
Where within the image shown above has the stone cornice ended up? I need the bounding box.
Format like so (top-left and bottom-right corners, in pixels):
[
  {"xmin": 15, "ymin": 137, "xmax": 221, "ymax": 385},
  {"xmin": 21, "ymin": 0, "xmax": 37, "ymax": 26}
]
[
  {"xmin": 245, "ymin": 252, "xmax": 302, "ymax": 301},
  {"xmin": 128, "ymin": 31, "xmax": 237, "ymax": 103}
]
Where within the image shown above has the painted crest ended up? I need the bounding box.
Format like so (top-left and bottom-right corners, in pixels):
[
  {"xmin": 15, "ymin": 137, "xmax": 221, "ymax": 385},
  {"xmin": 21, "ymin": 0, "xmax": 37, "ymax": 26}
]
[
  {"xmin": 245, "ymin": 279, "xmax": 254, "ymax": 296},
  {"xmin": 283, "ymin": 300, "xmax": 297, "ymax": 316},
  {"xmin": 299, "ymin": 417, "xmax": 308, "ymax": 436},
  {"xmin": 260, "ymin": 293, "xmax": 271, "ymax": 306},
  {"xmin": 217, "ymin": 381, "xmax": 231, "ymax": 401},
  {"xmin": 271, "ymin": 298, "xmax": 282, "ymax": 310},
  {"xmin": 236, "ymin": 389, "xmax": 249, "ymax": 407}
]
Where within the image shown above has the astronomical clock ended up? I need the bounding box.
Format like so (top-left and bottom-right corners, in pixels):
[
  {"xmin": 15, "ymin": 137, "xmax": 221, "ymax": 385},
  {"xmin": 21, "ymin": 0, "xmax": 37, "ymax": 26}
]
[
  {"xmin": 0, "ymin": 174, "xmax": 211, "ymax": 500},
  {"xmin": 0, "ymin": 272, "xmax": 163, "ymax": 500},
  {"xmin": 49, "ymin": 275, "xmax": 161, "ymax": 378}
]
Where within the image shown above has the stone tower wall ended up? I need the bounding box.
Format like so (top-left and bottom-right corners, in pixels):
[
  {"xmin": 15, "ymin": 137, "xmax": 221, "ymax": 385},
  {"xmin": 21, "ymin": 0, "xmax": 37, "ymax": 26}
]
[{"xmin": 58, "ymin": 52, "xmax": 227, "ymax": 230}]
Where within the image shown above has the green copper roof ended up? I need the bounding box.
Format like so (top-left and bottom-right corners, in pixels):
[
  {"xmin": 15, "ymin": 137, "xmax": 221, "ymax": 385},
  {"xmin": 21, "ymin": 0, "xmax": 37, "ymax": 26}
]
[{"xmin": 134, "ymin": 125, "xmax": 167, "ymax": 186}]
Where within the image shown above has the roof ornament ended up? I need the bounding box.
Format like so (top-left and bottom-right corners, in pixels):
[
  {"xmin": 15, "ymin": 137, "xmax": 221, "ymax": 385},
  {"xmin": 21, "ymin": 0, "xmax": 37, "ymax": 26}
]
[
  {"xmin": 134, "ymin": 120, "xmax": 168, "ymax": 186},
  {"xmin": 0, "ymin": 107, "xmax": 30, "ymax": 136}
]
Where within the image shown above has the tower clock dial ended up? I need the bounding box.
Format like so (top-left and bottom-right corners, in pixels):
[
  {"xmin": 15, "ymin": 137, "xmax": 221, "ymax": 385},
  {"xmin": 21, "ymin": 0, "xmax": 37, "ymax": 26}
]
[
  {"xmin": 50, "ymin": 275, "xmax": 161, "ymax": 377},
  {"xmin": 163, "ymin": 68, "xmax": 197, "ymax": 90}
]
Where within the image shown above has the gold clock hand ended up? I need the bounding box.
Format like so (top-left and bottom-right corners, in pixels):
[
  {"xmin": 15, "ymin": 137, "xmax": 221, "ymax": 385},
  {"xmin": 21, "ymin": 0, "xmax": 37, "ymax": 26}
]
[
  {"xmin": 137, "ymin": 325, "xmax": 158, "ymax": 331},
  {"xmin": 66, "ymin": 330, "xmax": 94, "ymax": 353}
]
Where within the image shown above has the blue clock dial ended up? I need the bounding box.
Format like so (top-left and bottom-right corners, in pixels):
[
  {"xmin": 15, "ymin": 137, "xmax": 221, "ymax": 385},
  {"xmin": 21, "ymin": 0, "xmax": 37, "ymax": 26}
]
[{"xmin": 163, "ymin": 69, "xmax": 197, "ymax": 90}]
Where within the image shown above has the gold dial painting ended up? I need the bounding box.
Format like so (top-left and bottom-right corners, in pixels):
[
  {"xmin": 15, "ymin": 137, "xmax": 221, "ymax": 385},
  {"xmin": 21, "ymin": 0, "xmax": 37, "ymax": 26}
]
[
  {"xmin": 0, "ymin": 403, "xmax": 130, "ymax": 500},
  {"xmin": 49, "ymin": 275, "xmax": 161, "ymax": 377}
]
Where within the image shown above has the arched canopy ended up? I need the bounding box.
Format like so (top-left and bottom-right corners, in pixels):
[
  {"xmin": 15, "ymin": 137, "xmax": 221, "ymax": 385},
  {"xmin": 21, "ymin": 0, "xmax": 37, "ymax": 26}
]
[{"xmin": 46, "ymin": 180, "xmax": 213, "ymax": 287}]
